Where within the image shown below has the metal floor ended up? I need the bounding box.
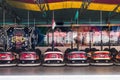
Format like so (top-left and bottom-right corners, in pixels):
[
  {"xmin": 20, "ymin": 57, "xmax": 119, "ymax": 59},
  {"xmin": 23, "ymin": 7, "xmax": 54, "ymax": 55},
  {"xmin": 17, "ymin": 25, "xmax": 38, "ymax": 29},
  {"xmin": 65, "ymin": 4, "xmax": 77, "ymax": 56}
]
[{"xmin": 0, "ymin": 66, "xmax": 120, "ymax": 75}]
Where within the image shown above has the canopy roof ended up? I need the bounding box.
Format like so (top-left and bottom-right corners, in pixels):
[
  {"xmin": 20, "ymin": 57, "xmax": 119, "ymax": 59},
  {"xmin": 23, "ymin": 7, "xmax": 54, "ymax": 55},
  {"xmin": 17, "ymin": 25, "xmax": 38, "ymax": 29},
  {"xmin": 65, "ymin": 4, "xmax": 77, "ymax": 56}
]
[
  {"xmin": 0, "ymin": 0, "xmax": 120, "ymax": 25},
  {"xmin": 6, "ymin": 0, "xmax": 120, "ymax": 12}
]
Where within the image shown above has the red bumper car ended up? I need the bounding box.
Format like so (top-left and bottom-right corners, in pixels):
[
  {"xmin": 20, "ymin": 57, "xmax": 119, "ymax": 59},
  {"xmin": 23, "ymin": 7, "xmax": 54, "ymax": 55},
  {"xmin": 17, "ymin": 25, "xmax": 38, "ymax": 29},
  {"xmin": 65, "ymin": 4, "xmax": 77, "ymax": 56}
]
[
  {"xmin": 18, "ymin": 51, "xmax": 40, "ymax": 66},
  {"xmin": 0, "ymin": 52, "xmax": 16, "ymax": 66},
  {"xmin": 114, "ymin": 51, "xmax": 120, "ymax": 65},
  {"xmin": 43, "ymin": 51, "xmax": 65, "ymax": 66},
  {"xmin": 66, "ymin": 51, "xmax": 89, "ymax": 66},
  {"xmin": 90, "ymin": 51, "xmax": 113, "ymax": 65}
]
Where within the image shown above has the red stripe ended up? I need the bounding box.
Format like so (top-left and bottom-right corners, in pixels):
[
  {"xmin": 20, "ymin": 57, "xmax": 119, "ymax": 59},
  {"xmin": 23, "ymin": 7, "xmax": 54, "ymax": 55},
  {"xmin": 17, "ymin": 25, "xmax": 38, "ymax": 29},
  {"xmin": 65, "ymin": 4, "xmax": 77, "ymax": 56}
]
[
  {"xmin": 12, "ymin": 0, "xmax": 120, "ymax": 4},
  {"xmin": 93, "ymin": 0, "xmax": 120, "ymax": 4}
]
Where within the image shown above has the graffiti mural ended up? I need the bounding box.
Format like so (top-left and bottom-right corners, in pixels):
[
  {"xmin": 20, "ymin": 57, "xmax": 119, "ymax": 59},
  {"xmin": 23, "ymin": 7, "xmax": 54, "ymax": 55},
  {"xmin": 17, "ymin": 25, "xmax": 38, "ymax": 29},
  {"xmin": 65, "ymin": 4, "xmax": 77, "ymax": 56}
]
[{"xmin": 43, "ymin": 26, "xmax": 120, "ymax": 46}]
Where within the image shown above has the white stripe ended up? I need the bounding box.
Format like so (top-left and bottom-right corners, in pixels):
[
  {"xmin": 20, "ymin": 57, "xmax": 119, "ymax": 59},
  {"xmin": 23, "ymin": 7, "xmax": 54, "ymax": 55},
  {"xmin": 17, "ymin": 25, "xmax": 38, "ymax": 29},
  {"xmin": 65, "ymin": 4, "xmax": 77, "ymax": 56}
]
[
  {"xmin": 44, "ymin": 58, "xmax": 63, "ymax": 61},
  {"xmin": 44, "ymin": 51, "xmax": 64, "ymax": 55},
  {"xmin": 68, "ymin": 58, "xmax": 87, "ymax": 60}
]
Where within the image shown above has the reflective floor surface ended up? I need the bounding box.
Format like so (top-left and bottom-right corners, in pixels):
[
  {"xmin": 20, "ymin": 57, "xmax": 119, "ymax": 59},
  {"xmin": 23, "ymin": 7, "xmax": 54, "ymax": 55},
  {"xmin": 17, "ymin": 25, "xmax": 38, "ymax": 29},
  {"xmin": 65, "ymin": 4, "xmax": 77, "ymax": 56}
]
[{"xmin": 0, "ymin": 66, "xmax": 120, "ymax": 75}]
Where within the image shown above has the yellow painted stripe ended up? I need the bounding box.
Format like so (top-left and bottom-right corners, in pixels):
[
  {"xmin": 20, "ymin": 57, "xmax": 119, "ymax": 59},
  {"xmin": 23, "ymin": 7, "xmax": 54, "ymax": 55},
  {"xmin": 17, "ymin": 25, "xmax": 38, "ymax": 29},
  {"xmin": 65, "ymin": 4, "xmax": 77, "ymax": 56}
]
[
  {"xmin": 6, "ymin": 0, "xmax": 119, "ymax": 12},
  {"xmin": 6, "ymin": 0, "xmax": 40, "ymax": 11},
  {"xmin": 117, "ymin": 7, "xmax": 120, "ymax": 12},
  {"xmin": 6, "ymin": 0, "xmax": 82, "ymax": 11},
  {"xmin": 88, "ymin": 2, "xmax": 117, "ymax": 12},
  {"xmin": 48, "ymin": 1, "xmax": 82, "ymax": 10}
]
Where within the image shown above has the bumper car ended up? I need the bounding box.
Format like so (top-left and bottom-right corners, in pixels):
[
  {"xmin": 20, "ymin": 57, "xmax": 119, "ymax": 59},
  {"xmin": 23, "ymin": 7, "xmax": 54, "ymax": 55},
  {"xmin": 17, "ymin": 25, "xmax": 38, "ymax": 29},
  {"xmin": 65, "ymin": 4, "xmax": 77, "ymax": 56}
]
[
  {"xmin": 18, "ymin": 51, "xmax": 41, "ymax": 66},
  {"xmin": 43, "ymin": 51, "xmax": 65, "ymax": 66},
  {"xmin": 90, "ymin": 51, "xmax": 113, "ymax": 66},
  {"xmin": 114, "ymin": 51, "xmax": 120, "ymax": 65},
  {"xmin": 8, "ymin": 27, "xmax": 30, "ymax": 50},
  {"xmin": 0, "ymin": 51, "xmax": 16, "ymax": 66},
  {"xmin": 66, "ymin": 51, "xmax": 89, "ymax": 66}
]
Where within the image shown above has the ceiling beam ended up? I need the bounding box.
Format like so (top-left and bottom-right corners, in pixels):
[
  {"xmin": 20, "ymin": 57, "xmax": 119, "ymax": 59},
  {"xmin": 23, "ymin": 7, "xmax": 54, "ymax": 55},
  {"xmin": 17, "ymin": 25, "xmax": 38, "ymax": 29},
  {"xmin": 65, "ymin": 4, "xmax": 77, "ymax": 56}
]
[
  {"xmin": 1, "ymin": 0, "xmax": 21, "ymax": 24},
  {"xmin": 34, "ymin": 0, "xmax": 50, "ymax": 19},
  {"xmin": 34, "ymin": 0, "xmax": 49, "ymax": 12},
  {"xmin": 106, "ymin": 4, "xmax": 120, "ymax": 23},
  {"xmin": 80, "ymin": 0, "xmax": 92, "ymax": 15},
  {"xmin": 73, "ymin": 0, "xmax": 92, "ymax": 24},
  {"xmin": 34, "ymin": 0, "xmax": 51, "ymax": 24}
]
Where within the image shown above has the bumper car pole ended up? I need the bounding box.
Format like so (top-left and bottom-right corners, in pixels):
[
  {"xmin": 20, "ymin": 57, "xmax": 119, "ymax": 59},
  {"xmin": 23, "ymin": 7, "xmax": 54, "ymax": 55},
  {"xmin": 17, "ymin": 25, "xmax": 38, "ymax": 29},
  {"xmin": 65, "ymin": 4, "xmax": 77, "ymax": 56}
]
[
  {"xmin": 70, "ymin": 23, "xmax": 73, "ymax": 50},
  {"xmin": 100, "ymin": 11, "xmax": 103, "ymax": 51},
  {"xmin": 108, "ymin": 23, "xmax": 111, "ymax": 50},
  {"xmin": 89, "ymin": 30, "xmax": 92, "ymax": 51},
  {"xmin": 52, "ymin": 11, "xmax": 55, "ymax": 51},
  {"xmin": 52, "ymin": 29, "xmax": 54, "ymax": 51}
]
